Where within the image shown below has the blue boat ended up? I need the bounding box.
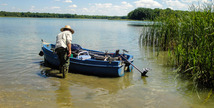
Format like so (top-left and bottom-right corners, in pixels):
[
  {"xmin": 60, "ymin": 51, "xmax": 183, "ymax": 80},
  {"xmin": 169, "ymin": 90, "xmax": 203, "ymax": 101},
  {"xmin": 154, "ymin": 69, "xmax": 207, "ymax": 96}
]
[{"xmin": 42, "ymin": 44, "xmax": 134, "ymax": 77}]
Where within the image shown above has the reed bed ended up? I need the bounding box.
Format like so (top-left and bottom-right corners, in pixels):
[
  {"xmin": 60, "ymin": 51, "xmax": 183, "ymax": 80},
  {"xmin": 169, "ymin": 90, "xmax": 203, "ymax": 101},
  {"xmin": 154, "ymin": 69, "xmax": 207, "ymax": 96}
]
[{"xmin": 141, "ymin": 4, "xmax": 214, "ymax": 88}]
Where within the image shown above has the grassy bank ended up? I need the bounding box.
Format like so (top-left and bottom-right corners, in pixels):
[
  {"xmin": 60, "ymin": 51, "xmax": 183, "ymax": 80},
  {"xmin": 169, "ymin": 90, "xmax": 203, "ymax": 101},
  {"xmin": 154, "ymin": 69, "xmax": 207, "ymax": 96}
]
[{"xmin": 141, "ymin": 4, "xmax": 214, "ymax": 88}]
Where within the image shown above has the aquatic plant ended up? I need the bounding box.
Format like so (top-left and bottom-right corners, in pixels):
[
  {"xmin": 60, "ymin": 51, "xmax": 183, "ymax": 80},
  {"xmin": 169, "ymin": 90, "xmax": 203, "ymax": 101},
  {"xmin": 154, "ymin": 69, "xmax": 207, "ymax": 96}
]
[{"xmin": 141, "ymin": 3, "xmax": 214, "ymax": 88}]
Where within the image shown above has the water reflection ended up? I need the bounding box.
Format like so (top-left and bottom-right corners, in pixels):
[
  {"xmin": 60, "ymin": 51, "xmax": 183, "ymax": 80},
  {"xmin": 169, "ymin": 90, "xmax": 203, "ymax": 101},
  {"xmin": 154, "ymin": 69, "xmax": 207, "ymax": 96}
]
[
  {"xmin": 55, "ymin": 79, "xmax": 73, "ymax": 107},
  {"xmin": 40, "ymin": 63, "xmax": 73, "ymax": 107},
  {"xmin": 142, "ymin": 77, "xmax": 148, "ymax": 84},
  {"xmin": 38, "ymin": 61, "xmax": 138, "ymax": 107},
  {"xmin": 40, "ymin": 61, "xmax": 135, "ymax": 94},
  {"xmin": 39, "ymin": 62, "xmax": 62, "ymax": 78}
]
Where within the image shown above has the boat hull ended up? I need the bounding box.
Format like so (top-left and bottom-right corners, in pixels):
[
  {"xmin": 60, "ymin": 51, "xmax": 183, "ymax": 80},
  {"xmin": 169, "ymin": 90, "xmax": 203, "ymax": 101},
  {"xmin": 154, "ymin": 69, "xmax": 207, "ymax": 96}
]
[{"xmin": 42, "ymin": 44, "xmax": 129, "ymax": 77}]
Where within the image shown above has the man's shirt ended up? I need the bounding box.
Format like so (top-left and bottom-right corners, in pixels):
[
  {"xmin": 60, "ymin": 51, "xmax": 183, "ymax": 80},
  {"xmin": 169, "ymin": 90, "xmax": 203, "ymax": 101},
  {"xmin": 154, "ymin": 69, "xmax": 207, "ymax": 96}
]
[{"xmin": 55, "ymin": 31, "xmax": 72, "ymax": 49}]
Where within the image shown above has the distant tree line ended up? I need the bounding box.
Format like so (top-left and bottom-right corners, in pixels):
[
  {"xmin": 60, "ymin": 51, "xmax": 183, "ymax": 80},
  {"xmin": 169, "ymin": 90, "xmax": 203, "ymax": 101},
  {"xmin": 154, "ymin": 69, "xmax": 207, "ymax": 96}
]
[
  {"xmin": 0, "ymin": 11, "xmax": 127, "ymax": 19},
  {"xmin": 0, "ymin": 8, "xmax": 189, "ymax": 20},
  {"xmin": 127, "ymin": 8, "xmax": 188, "ymax": 20}
]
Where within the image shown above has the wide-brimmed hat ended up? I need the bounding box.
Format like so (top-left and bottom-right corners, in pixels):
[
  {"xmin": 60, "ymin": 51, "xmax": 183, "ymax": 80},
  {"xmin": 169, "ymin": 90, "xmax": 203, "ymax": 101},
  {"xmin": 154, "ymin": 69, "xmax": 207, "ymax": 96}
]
[{"xmin": 60, "ymin": 25, "xmax": 74, "ymax": 34}]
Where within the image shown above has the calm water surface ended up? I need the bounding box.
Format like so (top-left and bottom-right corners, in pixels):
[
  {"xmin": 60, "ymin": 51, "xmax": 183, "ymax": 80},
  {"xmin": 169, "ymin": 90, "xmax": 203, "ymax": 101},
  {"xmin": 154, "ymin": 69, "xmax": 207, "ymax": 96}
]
[{"xmin": 0, "ymin": 17, "xmax": 213, "ymax": 108}]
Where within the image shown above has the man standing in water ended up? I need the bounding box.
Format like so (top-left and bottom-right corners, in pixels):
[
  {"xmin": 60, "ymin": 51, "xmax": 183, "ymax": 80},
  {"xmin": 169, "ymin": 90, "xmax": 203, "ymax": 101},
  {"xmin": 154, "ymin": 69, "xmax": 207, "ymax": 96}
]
[{"xmin": 55, "ymin": 25, "xmax": 74, "ymax": 78}]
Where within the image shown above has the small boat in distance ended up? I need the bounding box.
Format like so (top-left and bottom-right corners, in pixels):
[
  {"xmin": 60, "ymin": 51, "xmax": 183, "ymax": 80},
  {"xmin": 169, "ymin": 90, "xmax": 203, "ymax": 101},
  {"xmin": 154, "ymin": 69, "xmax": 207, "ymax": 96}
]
[{"xmin": 41, "ymin": 43, "xmax": 134, "ymax": 77}]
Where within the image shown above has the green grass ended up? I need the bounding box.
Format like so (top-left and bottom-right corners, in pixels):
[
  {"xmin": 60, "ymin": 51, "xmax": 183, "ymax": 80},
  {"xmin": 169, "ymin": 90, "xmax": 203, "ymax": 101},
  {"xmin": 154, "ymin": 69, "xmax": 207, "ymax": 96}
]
[{"xmin": 141, "ymin": 4, "xmax": 214, "ymax": 88}]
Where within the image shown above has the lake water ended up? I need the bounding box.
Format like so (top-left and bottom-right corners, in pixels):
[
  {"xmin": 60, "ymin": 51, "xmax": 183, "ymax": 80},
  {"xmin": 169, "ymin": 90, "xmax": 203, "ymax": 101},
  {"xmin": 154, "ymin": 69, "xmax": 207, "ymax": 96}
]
[{"xmin": 0, "ymin": 17, "xmax": 213, "ymax": 108}]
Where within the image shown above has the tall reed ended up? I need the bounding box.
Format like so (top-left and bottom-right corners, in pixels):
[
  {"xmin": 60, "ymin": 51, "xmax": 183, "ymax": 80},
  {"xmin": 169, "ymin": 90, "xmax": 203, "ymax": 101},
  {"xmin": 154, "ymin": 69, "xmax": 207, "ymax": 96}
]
[{"xmin": 142, "ymin": 4, "xmax": 214, "ymax": 88}]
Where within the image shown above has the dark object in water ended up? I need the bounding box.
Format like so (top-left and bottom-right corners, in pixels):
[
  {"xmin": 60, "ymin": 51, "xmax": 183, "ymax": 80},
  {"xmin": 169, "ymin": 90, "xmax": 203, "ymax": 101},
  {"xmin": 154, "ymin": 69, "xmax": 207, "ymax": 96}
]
[
  {"xmin": 122, "ymin": 49, "xmax": 129, "ymax": 53},
  {"xmin": 39, "ymin": 51, "xmax": 44, "ymax": 56},
  {"xmin": 141, "ymin": 68, "xmax": 150, "ymax": 77},
  {"xmin": 115, "ymin": 50, "xmax": 120, "ymax": 55},
  {"xmin": 119, "ymin": 53, "xmax": 150, "ymax": 77}
]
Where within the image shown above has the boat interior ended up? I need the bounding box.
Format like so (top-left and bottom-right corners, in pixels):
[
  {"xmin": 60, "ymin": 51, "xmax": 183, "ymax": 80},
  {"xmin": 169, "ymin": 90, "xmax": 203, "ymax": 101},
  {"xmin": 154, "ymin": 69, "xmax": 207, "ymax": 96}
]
[{"xmin": 47, "ymin": 44, "xmax": 129, "ymax": 62}]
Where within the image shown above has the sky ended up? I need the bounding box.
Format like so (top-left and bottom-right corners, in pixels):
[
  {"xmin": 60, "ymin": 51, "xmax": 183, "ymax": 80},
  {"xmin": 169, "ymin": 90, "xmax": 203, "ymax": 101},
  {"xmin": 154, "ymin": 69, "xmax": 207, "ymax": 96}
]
[{"xmin": 0, "ymin": 0, "xmax": 213, "ymax": 16}]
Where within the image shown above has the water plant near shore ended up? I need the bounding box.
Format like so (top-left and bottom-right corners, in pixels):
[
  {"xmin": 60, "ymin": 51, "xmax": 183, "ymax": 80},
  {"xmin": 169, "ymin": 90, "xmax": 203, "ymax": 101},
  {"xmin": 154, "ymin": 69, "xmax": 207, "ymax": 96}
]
[{"xmin": 141, "ymin": 4, "xmax": 214, "ymax": 88}]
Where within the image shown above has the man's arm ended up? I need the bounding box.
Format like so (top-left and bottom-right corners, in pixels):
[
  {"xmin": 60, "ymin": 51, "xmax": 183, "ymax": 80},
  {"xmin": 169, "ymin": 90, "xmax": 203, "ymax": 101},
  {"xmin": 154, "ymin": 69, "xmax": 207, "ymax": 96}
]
[
  {"xmin": 66, "ymin": 32, "xmax": 72, "ymax": 57},
  {"xmin": 67, "ymin": 43, "xmax": 71, "ymax": 57}
]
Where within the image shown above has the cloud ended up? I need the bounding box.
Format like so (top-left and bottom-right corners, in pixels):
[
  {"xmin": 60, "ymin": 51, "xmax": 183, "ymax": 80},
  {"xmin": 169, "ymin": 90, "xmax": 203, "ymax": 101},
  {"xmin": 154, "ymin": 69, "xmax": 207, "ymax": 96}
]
[
  {"xmin": 83, "ymin": 8, "xmax": 88, "ymax": 11},
  {"xmin": 63, "ymin": 0, "xmax": 72, "ymax": 3},
  {"xmin": 80, "ymin": 2, "xmax": 134, "ymax": 16},
  {"xmin": 65, "ymin": 9, "xmax": 76, "ymax": 13},
  {"xmin": 181, "ymin": 0, "xmax": 213, "ymax": 4},
  {"xmin": 134, "ymin": 0, "xmax": 163, "ymax": 8},
  {"xmin": 180, "ymin": 0, "xmax": 197, "ymax": 3},
  {"xmin": 51, "ymin": 6, "xmax": 61, "ymax": 9},
  {"xmin": 121, "ymin": 1, "xmax": 133, "ymax": 8},
  {"xmin": 29, "ymin": 6, "xmax": 35, "ymax": 11},
  {"xmin": 164, "ymin": 0, "xmax": 188, "ymax": 10},
  {"xmin": 1, "ymin": 3, "xmax": 8, "ymax": 6},
  {"xmin": 69, "ymin": 4, "xmax": 77, "ymax": 8},
  {"xmin": 201, "ymin": 0, "xmax": 212, "ymax": 3},
  {"xmin": 9, "ymin": 7, "xmax": 22, "ymax": 12},
  {"xmin": 94, "ymin": 3, "xmax": 112, "ymax": 8}
]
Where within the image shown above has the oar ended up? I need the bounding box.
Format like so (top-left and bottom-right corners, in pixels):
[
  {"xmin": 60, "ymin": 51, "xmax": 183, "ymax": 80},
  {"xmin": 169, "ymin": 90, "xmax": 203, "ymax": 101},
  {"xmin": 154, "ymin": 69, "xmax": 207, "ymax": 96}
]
[{"xmin": 119, "ymin": 54, "xmax": 149, "ymax": 77}]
